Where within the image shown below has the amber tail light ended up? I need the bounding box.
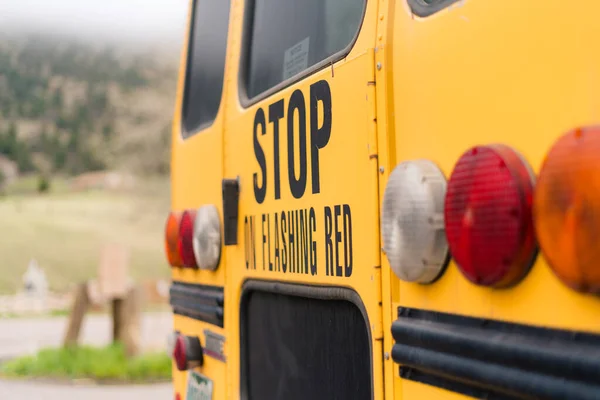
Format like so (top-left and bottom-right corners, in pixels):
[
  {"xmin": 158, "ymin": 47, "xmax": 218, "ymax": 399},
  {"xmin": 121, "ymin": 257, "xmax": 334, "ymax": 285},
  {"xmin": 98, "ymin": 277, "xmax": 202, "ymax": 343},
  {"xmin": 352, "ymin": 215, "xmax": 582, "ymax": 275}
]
[{"xmin": 534, "ymin": 126, "xmax": 600, "ymax": 294}]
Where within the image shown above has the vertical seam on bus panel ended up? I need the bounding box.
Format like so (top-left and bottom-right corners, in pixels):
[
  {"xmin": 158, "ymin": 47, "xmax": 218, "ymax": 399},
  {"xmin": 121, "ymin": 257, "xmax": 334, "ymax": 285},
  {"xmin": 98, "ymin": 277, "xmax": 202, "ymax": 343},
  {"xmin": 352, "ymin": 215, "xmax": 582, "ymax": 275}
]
[
  {"xmin": 368, "ymin": 0, "xmax": 387, "ymax": 399},
  {"xmin": 220, "ymin": 1, "xmax": 239, "ymax": 399},
  {"xmin": 375, "ymin": 1, "xmax": 397, "ymax": 400},
  {"xmin": 366, "ymin": 48, "xmax": 383, "ymax": 343}
]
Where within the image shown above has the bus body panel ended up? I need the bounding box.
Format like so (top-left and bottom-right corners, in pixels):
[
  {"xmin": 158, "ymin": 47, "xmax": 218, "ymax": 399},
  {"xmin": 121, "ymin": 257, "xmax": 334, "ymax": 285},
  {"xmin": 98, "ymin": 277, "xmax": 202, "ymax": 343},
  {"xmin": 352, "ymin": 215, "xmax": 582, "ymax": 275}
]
[
  {"xmin": 170, "ymin": 0, "xmax": 232, "ymax": 396},
  {"xmin": 380, "ymin": 1, "xmax": 600, "ymax": 398},
  {"xmin": 388, "ymin": 0, "xmax": 600, "ymax": 340}
]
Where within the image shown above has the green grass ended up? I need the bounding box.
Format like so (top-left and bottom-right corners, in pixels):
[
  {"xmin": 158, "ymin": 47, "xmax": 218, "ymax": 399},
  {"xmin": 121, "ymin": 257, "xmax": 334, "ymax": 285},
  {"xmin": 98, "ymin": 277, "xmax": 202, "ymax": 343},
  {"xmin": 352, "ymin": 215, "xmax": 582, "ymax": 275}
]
[
  {"xmin": 0, "ymin": 311, "xmax": 66, "ymax": 319},
  {"xmin": 1, "ymin": 344, "xmax": 172, "ymax": 383},
  {"xmin": 0, "ymin": 175, "xmax": 171, "ymax": 293},
  {"xmin": 4, "ymin": 175, "xmax": 70, "ymax": 196}
]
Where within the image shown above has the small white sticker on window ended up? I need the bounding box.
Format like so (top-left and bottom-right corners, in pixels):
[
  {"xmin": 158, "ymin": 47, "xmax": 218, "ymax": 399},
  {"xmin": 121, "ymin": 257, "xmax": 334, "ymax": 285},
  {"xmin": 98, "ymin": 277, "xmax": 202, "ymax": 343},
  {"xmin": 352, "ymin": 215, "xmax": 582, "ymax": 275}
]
[{"xmin": 283, "ymin": 37, "xmax": 310, "ymax": 81}]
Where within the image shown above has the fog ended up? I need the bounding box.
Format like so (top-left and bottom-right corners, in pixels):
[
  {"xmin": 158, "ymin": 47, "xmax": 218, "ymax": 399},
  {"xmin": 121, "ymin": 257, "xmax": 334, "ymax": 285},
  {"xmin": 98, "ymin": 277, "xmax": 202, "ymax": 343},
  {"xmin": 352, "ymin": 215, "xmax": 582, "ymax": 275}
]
[{"xmin": 0, "ymin": 0, "xmax": 188, "ymax": 49}]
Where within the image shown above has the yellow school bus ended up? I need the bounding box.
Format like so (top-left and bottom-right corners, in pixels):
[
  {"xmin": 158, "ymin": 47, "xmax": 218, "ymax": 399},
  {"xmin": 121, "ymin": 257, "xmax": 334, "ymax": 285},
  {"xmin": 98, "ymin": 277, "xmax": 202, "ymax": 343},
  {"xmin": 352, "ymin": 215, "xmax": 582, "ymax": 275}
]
[{"xmin": 164, "ymin": 0, "xmax": 600, "ymax": 399}]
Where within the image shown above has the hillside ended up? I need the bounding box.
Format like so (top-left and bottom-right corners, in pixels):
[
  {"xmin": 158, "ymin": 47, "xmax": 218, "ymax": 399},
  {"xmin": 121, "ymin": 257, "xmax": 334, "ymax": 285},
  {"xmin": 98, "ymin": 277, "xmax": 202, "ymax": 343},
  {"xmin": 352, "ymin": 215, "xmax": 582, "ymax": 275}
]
[{"xmin": 0, "ymin": 33, "xmax": 179, "ymax": 181}]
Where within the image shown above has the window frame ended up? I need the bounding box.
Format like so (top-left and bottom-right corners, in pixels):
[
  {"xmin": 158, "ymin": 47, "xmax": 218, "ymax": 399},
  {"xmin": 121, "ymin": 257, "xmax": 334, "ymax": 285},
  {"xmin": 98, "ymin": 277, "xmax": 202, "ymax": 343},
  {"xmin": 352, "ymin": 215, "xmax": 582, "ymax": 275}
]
[
  {"xmin": 180, "ymin": 0, "xmax": 231, "ymax": 139},
  {"xmin": 239, "ymin": 280, "xmax": 374, "ymax": 400},
  {"xmin": 238, "ymin": 0, "xmax": 368, "ymax": 108}
]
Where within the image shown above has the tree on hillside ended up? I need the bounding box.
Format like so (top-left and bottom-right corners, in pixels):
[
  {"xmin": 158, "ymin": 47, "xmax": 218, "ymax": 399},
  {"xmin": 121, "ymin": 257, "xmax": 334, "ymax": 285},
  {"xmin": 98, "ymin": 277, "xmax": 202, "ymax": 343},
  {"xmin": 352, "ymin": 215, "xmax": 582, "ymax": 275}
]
[
  {"xmin": 102, "ymin": 122, "xmax": 114, "ymax": 140},
  {"xmin": 121, "ymin": 67, "xmax": 148, "ymax": 90},
  {"xmin": 67, "ymin": 128, "xmax": 81, "ymax": 152},
  {"xmin": 0, "ymin": 123, "xmax": 35, "ymax": 173},
  {"xmin": 74, "ymin": 104, "xmax": 93, "ymax": 132},
  {"xmin": 89, "ymin": 86, "xmax": 109, "ymax": 116},
  {"xmin": 29, "ymin": 95, "xmax": 47, "ymax": 118},
  {"xmin": 51, "ymin": 135, "xmax": 67, "ymax": 171},
  {"xmin": 51, "ymin": 87, "xmax": 64, "ymax": 111},
  {"xmin": 1, "ymin": 100, "xmax": 10, "ymax": 118},
  {"xmin": 0, "ymin": 123, "xmax": 19, "ymax": 157}
]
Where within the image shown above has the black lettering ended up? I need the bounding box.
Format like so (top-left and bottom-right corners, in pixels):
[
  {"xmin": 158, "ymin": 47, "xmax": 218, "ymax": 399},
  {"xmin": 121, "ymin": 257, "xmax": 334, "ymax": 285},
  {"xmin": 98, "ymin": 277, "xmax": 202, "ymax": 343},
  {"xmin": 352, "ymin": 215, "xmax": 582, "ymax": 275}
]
[
  {"xmin": 324, "ymin": 206, "xmax": 333, "ymax": 276},
  {"xmin": 281, "ymin": 212, "xmax": 287, "ymax": 273},
  {"xmin": 288, "ymin": 210, "xmax": 295, "ymax": 273},
  {"xmin": 343, "ymin": 205, "xmax": 353, "ymax": 277},
  {"xmin": 274, "ymin": 212, "xmax": 280, "ymax": 272},
  {"xmin": 251, "ymin": 216, "xmax": 256, "ymax": 269},
  {"xmin": 244, "ymin": 216, "xmax": 256, "ymax": 270},
  {"xmin": 295, "ymin": 210, "xmax": 301, "ymax": 273},
  {"xmin": 334, "ymin": 205, "xmax": 342, "ymax": 277},
  {"xmin": 309, "ymin": 208, "xmax": 317, "ymax": 276},
  {"xmin": 300, "ymin": 210, "xmax": 308, "ymax": 274},
  {"xmin": 287, "ymin": 90, "xmax": 307, "ymax": 199},
  {"xmin": 262, "ymin": 214, "xmax": 267, "ymax": 270},
  {"xmin": 244, "ymin": 216, "xmax": 250, "ymax": 270},
  {"xmin": 267, "ymin": 213, "xmax": 273, "ymax": 271},
  {"xmin": 253, "ymin": 108, "xmax": 267, "ymax": 203},
  {"xmin": 309, "ymin": 80, "xmax": 332, "ymax": 194},
  {"xmin": 269, "ymin": 100, "xmax": 284, "ymax": 200}
]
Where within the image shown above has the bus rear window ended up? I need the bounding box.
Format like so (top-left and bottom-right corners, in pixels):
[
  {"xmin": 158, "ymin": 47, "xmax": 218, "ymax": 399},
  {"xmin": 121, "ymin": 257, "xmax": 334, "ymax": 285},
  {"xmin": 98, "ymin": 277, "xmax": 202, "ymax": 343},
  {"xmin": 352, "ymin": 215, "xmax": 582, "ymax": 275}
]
[
  {"xmin": 242, "ymin": 0, "xmax": 365, "ymax": 101},
  {"xmin": 182, "ymin": 0, "xmax": 230, "ymax": 137}
]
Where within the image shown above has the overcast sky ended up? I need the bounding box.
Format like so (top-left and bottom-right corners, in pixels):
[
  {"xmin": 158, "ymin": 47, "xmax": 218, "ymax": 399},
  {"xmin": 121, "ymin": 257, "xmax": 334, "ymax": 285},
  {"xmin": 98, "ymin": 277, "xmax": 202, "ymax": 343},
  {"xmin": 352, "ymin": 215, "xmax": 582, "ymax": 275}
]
[{"xmin": 0, "ymin": 0, "xmax": 188, "ymax": 48}]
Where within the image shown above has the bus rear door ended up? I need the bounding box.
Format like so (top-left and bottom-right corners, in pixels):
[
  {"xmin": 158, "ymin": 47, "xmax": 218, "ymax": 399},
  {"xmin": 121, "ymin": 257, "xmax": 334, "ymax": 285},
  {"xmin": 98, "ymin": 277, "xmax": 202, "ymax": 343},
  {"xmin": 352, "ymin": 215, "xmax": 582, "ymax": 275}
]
[
  {"xmin": 223, "ymin": 0, "xmax": 384, "ymax": 399},
  {"xmin": 169, "ymin": 0, "xmax": 231, "ymax": 398}
]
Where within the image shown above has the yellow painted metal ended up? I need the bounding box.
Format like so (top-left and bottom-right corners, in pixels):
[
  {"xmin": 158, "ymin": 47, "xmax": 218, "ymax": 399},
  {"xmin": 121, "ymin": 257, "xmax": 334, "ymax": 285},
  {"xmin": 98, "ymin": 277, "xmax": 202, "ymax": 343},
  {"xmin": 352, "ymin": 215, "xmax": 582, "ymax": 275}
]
[
  {"xmin": 378, "ymin": 1, "xmax": 600, "ymax": 399},
  {"xmin": 387, "ymin": 0, "xmax": 600, "ymax": 336},
  {"xmin": 170, "ymin": 0, "xmax": 600, "ymax": 399},
  {"xmin": 221, "ymin": 0, "xmax": 384, "ymax": 397}
]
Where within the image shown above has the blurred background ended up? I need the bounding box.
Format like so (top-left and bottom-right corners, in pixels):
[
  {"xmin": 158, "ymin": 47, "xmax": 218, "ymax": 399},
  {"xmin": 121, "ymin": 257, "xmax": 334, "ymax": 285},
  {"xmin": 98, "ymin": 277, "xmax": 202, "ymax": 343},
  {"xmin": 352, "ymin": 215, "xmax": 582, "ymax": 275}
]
[{"xmin": 0, "ymin": 0, "xmax": 188, "ymax": 398}]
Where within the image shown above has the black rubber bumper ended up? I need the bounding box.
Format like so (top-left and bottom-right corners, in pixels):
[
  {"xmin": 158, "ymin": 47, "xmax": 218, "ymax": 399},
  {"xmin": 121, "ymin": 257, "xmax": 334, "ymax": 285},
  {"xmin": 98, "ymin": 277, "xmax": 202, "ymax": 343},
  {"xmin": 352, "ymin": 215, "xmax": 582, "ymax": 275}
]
[{"xmin": 391, "ymin": 307, "xmax": 600, "ymax": 400}]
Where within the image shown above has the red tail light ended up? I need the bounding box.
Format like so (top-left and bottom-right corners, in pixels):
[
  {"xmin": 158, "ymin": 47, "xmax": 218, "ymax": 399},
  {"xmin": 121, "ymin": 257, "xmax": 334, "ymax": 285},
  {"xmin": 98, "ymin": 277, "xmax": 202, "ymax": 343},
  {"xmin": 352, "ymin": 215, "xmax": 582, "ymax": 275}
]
[
  {"xmin": 165, "ymin": 212, "xmax": 183, "ymax": 267},
  {"xmin": 173, "ymin": 335, "xmax": 188, "ymax": 371},
  {"xmin": 178, "ymin": 210, "xmax": 198, "ymax": 268},
  {"xmin": 444, "ymin": 144, "xmax": 537, "ymax": 287},
  {"xmin": 173, "ymin": 333, "xmax": 204, "ymax": 371}
]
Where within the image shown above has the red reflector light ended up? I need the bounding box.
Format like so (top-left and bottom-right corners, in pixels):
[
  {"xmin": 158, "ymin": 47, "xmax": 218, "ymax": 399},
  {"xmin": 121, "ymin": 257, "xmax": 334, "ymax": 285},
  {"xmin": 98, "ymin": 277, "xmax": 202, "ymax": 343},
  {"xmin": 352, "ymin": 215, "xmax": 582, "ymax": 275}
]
[
  {"xmin": 534, "ymin": 126, "xmax": 600, "ymax": 294},
  {"xmin": 178, "ymin": 210, "xmax": 198, "ymax": 268},
  {"xmin": 165, "ymin": 212, "xmax": 182, "ymax": 267},
  {"xmin": 173, "ymin": 335, "xmax": 188, "ymax": 371},
  {"xmin": 444, "ymin": 144, "xmax": 537, "ymax": 287},
  {"xmin": 172, "ymin": 333, "xmax": 204, "ymax": 371}
]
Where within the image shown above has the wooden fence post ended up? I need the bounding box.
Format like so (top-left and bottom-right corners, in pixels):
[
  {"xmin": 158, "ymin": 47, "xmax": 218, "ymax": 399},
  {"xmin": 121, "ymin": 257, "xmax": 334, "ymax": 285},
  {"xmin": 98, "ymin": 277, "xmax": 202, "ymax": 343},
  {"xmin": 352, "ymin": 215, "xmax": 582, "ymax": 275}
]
[
  {"xmin": 63, "ymin": 282, "xmax": 90, "ymax": 347},
  {"xmin": 116, "ymin": 285, "xmax": 143, "ymax": 357},
  {"xmin": 112, "ymin": 297, "xmax": 124, "ymax": 344}
]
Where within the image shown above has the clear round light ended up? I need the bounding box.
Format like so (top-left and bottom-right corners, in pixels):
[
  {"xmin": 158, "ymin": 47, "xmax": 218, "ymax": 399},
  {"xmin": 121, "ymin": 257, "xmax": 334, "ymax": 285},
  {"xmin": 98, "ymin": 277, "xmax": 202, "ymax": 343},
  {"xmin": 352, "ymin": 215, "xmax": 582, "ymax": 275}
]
[
  {"xmin": 382, "ymin": 159, "xmax": 449, "ymax": 283},
  {"xmin": 166, "ymin": 332, "xmax": 178, "ymax": 357},
  {"xmin": 192, "ymin": 205, "xmax": 222, "ymax": 271}
]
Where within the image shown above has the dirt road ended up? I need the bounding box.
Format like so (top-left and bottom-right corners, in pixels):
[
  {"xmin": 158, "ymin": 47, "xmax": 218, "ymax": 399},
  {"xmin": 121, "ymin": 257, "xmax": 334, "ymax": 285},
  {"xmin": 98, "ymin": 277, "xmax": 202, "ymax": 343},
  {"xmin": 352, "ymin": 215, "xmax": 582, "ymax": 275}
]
[
  {"xmin": 0, "ymin": 379, "xmax": 173, "ymax": 399},
  {"xmin": 0, "ymin": 312, "xmax": 172, "ymax": 361}
]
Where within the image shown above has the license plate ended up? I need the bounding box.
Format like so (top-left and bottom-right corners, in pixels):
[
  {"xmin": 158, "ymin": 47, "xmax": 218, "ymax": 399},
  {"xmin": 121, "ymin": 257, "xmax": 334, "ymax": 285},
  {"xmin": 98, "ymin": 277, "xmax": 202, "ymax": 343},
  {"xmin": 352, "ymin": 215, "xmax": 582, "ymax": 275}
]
[{"xmin": 185, "ymin": 370, "xmax": 214, "ymax": 400}]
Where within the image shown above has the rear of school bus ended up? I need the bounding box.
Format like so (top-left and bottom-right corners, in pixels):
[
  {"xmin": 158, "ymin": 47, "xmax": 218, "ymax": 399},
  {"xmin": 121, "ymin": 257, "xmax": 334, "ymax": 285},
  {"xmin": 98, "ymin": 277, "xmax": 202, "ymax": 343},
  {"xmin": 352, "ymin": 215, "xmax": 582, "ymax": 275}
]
[{"xmin": 165, "ymin": 0, "xmax": 600, "ymax": 399}]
